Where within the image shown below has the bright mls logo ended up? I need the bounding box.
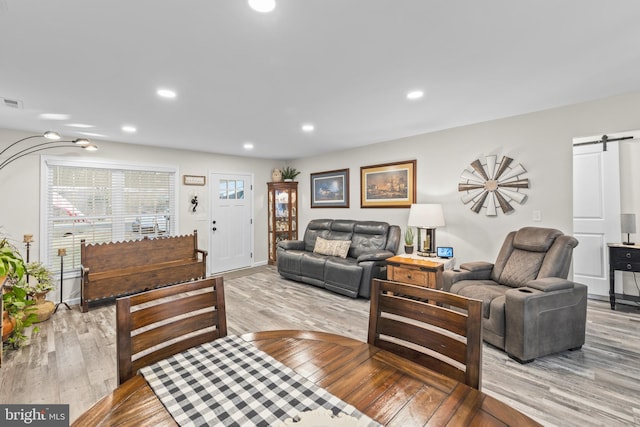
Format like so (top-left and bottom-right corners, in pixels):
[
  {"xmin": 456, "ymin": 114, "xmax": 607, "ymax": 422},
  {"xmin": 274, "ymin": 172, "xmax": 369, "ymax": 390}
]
[{"xmin": 1, "ymin": 405, "xmax": 69, "ymax": 426}]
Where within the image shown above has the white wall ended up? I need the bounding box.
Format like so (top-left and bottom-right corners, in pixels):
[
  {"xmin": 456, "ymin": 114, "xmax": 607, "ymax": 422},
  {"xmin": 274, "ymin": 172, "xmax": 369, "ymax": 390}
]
[
  {"xmin": 0, "ymin": 129, "xmax": 282, "ymax": 302},
  {"xmin": 292, "ymin": 92, "xmax": 640, "ymax": 267}
]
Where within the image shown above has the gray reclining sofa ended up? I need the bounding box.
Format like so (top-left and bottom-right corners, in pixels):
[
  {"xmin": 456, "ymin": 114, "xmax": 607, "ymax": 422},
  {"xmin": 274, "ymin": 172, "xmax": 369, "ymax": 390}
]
[{"xmin": 277, "ymin": 219, "xmax": 401, "ymax": 298}]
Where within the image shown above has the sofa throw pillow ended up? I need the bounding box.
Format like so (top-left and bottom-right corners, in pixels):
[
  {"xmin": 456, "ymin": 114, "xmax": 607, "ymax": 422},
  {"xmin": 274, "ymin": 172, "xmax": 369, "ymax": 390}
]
[{"xmin": 313, "ymin": 237, "xmax": 351, "ymax": 258}]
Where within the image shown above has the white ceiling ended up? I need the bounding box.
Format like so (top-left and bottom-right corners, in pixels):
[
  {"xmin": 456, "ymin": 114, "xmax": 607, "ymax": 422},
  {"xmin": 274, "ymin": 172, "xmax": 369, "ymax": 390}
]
[{"xmin": 1, "ymin": 0, "xmax": 640, "ymax": 160}]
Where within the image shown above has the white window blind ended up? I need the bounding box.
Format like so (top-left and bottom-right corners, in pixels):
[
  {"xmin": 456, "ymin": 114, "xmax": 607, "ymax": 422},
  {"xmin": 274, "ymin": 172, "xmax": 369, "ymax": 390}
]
[{"xmin": 43, "ymin": 159, "xmax": 177, "ymax": 274}]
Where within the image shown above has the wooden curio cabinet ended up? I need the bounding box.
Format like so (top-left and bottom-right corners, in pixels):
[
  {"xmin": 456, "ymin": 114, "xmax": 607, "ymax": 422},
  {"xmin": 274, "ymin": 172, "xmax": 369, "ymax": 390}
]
[{"xmin": 268, "ymin": 181, "xmax": 298, "ymax": 265}]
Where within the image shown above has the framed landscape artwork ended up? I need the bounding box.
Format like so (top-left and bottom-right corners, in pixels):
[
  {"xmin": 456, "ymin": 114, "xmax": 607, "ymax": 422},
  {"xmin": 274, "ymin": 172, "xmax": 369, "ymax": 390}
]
[
  {"xmin": 310, "ymin": 168, "xmax": 349, "ymax": 208},
  {"xmin": 360, "ymin": 160, "xmax": 416, "ymax": 208}
]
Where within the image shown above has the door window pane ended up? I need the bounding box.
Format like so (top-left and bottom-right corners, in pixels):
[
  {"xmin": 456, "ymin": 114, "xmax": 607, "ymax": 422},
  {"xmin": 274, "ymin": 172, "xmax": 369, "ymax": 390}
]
[{"xmin": 236, "ymin": 180, "xmax": 244, "ymax": 199}]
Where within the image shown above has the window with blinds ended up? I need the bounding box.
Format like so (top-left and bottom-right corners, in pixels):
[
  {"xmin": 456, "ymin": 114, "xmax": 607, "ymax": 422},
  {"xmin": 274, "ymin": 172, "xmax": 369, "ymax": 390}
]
[{"xmin": 43, "ymin": 158, "xmax": 177, "ymax": 275}]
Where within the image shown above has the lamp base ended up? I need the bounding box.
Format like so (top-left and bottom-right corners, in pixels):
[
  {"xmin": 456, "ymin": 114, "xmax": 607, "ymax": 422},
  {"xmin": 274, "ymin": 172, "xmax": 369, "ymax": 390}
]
[
  {"xmin": 416, "ymin": 250, "xmax": 436, "ymax": 257},
  {"xmin": 623, "ymin": 233, "xmax": 635, "ymax": 246}
]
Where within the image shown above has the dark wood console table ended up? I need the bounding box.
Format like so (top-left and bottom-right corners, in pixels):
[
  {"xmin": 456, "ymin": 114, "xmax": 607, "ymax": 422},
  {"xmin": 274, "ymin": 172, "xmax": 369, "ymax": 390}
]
[{"xmin": 608, "ymin": 243, "xmax": 640, "ymax": 309}]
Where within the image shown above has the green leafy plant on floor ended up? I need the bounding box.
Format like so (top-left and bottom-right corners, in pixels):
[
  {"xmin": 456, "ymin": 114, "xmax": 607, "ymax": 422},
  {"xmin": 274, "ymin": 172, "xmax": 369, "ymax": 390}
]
[
  {"xmin": 3, "ymin": 285, "xmax": 39, "ymax": 348},
  {"xmin": 1, "ymin": 237, "xmax": 39, "ymax": 349}
]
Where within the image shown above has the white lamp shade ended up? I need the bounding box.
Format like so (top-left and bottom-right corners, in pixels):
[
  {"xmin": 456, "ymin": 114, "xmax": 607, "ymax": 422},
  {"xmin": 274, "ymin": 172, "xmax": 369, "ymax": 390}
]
[
  {"xmin": 621, "ymin": 213, "xmax": 636, "ymax": 234},
  {"xmin": 407, "ymin": 204, "xmax": 445, "ymax": 228}
]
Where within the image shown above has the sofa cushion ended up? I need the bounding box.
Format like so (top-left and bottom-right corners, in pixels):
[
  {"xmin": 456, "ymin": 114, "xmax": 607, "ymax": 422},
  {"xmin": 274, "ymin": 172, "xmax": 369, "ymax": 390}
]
[
  {"xmin": 277, "ymin": 249, "xmax": 304, "ymax": 275},
  {"xmin": 324, "ymin": 257, "xmax": 362, "ymax": 297},
  {"xmin": 327, "ymin": 220, "xmax": 356, "ymax": 242},
  {"xmin": 314, "ymin": 237, "xmax": 351, "ymax": 258},
  {"xmin": 303, "ymin": 219, "xmax": 333, "ymax": 252},
  {"xmin": 499, "ymin": 249, "xmax": 545, "ymax": 286},
  {"xmin": 456, "ymin": 282, "xmax": 512, "ymax": 318},
  {"xmin": 512, "ymin": 227, "xmax": 563, "ymax": 252},
  {"xmin": 301, "ymin": 253, "xmax": 330, "ymax": 280},
  {"xmin": 349, "ymin": 222, "xmax": 389, "ymax": 258},
  {"xmin": 483, "ymin": 295, "xmax": 506, "ymax": 349}
]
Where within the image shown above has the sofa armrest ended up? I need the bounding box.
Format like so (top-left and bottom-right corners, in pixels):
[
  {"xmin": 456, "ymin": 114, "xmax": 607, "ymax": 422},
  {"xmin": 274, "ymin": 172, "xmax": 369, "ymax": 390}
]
[
  {"xmin": 277, "ymin": 240, "xmax": 305, "ymax": 251},
  {"xmin": 442, "ymin": 261, "xmax": 494, "ymax": 291},
  {"xmin": 459, "ymin": 261, "xmax": 494, "ymax": 273},
  {"xmin": 504, "ymin": 282, "xmax": 587, "ymax": 361},
  {"xmin": 526, "ymin": 277, "xmax": 573, "ymax": 292},
  {"xmin": 357, "ymin": 250, "xmax": 395, "ymax": 263}
]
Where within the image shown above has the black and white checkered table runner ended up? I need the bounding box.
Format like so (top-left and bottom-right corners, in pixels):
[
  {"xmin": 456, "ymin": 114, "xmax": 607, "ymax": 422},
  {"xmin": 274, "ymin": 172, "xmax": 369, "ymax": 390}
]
[{"xmin": 139, "ymin": 335, "xmax": 382, "ymax": 426}]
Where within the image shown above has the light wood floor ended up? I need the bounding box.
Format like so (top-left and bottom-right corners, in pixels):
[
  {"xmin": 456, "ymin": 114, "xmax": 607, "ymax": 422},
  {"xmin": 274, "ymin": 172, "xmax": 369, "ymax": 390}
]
[{"xmin": 2, "ymin": 265, "xmax": 640, "ymax": 426}]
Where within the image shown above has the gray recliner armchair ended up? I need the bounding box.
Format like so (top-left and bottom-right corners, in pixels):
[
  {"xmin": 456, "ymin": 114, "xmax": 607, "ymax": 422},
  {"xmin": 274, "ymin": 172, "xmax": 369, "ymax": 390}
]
[{"xmin": 442, "ymin": 226, "xmax": 587, "ymax": 363}]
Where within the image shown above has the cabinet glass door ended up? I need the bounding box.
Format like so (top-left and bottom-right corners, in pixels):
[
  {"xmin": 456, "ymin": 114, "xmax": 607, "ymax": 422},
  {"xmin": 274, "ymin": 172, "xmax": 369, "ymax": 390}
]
[{"xmin": 268, "ymin": 182, "xmax": 298, "ymax": 264}]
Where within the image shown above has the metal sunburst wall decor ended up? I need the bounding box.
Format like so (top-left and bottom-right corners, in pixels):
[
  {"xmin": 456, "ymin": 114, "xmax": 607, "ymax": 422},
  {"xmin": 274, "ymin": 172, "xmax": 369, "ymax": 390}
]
[{"xmin": 457, "ymin": 155, "xmax": 530, "ymax": 216}]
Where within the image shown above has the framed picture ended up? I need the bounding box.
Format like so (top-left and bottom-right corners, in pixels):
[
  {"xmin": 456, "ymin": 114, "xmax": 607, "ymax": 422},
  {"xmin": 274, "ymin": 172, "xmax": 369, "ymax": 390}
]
[
  {"xmin": 183, "ymin": 175, "xmax": 206, "ymax": 186},
  {"xmin": 310, "ymin": 168, "xmax": 350, "ymax": 208},
  {"xmin": 360, "ymin": 160, "xmax": 416, "ymax": 208}
]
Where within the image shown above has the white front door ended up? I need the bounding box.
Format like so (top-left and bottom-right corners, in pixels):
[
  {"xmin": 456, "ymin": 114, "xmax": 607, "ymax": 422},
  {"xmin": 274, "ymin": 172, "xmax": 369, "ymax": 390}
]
[
  {"xmin": 572, "ymin": 138, "xmax": 620, "ymax": 297},
  {"xmin": 209, "ymin": 173, "xmax": 253, "ymax": 273}
]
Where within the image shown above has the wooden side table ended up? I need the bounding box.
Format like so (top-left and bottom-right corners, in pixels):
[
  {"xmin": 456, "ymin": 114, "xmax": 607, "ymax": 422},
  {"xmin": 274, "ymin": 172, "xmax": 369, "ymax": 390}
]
[{"xmin": 386, "ymin": 254, "xmax": 454, "ymax": 290}]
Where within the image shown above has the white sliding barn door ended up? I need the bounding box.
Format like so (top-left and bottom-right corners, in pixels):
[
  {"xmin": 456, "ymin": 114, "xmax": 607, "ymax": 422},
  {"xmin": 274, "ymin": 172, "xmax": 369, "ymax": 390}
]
[{"xmin": 572, "ymin": 140, "xmax": 620, "ymax": 297}]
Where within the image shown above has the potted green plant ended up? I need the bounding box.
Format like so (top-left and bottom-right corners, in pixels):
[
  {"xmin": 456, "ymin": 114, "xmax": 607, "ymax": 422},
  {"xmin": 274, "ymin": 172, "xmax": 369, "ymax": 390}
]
[
  {"xmin": 281, "ymin": 166, "xmax": 300, "ymax": 182},
  {"xmin": 0, "ymin": 238, "xmax": 26, "ymax": 281},
  {"xmin": 3, "ymin": 285, "xmax": 39, "ymax": 348},
  {"xmin": 0, "ymin": 238, "xmax": 38, "ymax": 348},
  {"xmin": 10, "ymin": 261, "xmax": 56, "ymax": 323},
  {"xmin": 24, "ymin": 262, "xmax": 55, "ymax": 303},
  {"xmin": 404, "ymin": 227, "xmax": 414, "ymax": 254}
]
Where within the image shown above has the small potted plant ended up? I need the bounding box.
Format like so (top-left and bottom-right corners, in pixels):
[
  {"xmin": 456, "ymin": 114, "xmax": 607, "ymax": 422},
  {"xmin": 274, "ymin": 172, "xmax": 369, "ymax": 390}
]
[
  {"xmin": 281, "ymin": 166, "xmax": 300, "ymax": 182},
  {"xmin": 24, "ymin": 262, "xmax": 55, "ymax": 304},
  {"xmin": 404, "ymin": 227, "xmax": 414, "ymax": 254}
]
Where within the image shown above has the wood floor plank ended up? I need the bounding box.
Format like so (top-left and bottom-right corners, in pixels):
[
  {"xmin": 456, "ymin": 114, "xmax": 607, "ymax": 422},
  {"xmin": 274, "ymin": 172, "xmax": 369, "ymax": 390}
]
[{"xmin": 1, "ymin": 265, "xmax": 640, "ymax": 426}]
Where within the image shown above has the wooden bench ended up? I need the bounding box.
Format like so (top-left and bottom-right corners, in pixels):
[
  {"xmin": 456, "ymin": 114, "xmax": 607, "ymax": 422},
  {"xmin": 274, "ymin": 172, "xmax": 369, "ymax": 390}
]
[{"xmin": 80, "ymin": 230, "xmax": 207, "ymax": 312}]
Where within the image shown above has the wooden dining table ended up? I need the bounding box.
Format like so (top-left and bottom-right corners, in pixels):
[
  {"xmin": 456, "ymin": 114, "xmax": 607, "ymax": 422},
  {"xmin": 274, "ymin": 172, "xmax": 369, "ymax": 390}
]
[{"xmin": 72, "ymin": 330, "xmax": 541, "ymax": 426}]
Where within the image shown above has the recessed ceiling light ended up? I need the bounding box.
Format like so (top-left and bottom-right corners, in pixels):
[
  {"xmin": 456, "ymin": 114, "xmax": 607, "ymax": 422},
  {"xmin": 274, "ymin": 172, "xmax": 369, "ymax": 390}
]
[
  {"xmin": 39, "ymin": 113, "xmax": 70, "ymax": 120},
  {"xmin": 122, "ymin": 125, "xmax": 137, "ymax": 133},
  {"xmin": 243, "ymin": 142, "xmax": 254, "ymax": 150},
  {"xmin": 406, "ymin": 90, "xmax": 424, "ymax": 100},
  {"xmin": 301, "ymin": 123, "xmax": 315, "ymax": 133},
  {"xmin": 66, "ymin": 123, "xmax": 94, "ymax": 129},
  {"xmin": 248, "ymin": 0, "xmax": 276, "ymax": 13},
  {"xmin": 157, "ymin": 88, "xmax": 177, "ymax": 99}
]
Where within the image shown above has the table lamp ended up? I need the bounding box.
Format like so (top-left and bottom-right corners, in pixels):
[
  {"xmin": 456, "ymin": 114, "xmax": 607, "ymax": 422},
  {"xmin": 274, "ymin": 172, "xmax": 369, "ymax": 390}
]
[
  {"xmin": 621, "ymin": 213, "xmax": 636, "ymax": 245},
  {"xmin": 407, "ymin": 204, "xmax": 445, "ymax": 257}
]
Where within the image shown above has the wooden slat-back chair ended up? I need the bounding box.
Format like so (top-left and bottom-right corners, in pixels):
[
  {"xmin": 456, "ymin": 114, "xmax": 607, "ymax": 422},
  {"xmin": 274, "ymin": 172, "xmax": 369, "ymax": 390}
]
[
  {"xmin": 368, "ymin": 278, "xmax": 483, "ymax": 389},
  {"xmin": 116, "ymin": 276, "xmax": 227, "ymax": 385}
]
